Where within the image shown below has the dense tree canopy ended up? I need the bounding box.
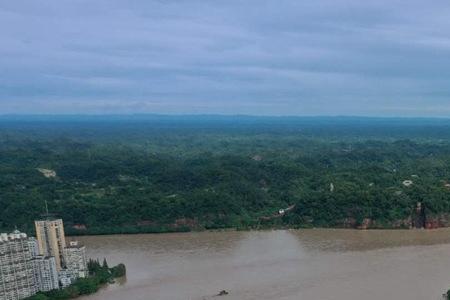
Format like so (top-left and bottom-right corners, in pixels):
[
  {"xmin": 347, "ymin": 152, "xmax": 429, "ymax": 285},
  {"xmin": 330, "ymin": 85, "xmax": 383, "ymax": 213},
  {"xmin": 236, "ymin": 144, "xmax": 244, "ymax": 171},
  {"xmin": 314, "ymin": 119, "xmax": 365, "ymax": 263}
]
[{"xmin": 2, "ymin": 116, "xmax": 450, "ymax": 234}]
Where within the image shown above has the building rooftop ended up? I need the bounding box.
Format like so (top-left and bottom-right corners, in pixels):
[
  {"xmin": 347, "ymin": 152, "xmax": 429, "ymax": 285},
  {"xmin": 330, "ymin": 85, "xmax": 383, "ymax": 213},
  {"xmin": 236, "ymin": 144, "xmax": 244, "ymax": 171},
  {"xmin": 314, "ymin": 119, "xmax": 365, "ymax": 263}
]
[
  {"xmin": 66, "ymin": 240, "xmax": 85, "ymax": 248},
  {"xmin": 0, "ymin": 230, "xmax": 27, "ymax": 242},
  {"xmin": 35, "ymin": 217, "xmax": 63, "ymax": 222}
]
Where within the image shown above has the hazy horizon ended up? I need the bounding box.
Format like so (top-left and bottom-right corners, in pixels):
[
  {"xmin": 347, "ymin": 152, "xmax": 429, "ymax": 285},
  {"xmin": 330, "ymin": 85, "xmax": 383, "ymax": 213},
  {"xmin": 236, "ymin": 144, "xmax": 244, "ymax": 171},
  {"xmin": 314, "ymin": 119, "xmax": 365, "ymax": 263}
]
[
  {"xmin": 0, "ymin": 113, "xmax": 450, "ymax": 121},
  {"xmin": 3, "ymin": 113, "xmax": 450, "ymax": 119}
]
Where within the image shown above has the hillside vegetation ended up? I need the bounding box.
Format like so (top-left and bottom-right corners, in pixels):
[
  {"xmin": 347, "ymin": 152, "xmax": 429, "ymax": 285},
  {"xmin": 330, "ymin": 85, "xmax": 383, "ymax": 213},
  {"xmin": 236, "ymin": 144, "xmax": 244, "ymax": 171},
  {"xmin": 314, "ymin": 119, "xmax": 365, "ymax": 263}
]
[{"xmin": 2, "ymin": 116, "xmax": 450, "ymax": 234}]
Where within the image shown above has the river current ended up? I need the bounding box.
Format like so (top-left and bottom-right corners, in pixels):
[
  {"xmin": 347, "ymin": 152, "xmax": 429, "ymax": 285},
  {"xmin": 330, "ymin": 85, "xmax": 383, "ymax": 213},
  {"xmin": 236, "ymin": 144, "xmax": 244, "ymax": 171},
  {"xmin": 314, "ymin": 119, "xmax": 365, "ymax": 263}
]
[{"xmin": 77, "ymin": 229, "xmax": 450, "ymax": 300}]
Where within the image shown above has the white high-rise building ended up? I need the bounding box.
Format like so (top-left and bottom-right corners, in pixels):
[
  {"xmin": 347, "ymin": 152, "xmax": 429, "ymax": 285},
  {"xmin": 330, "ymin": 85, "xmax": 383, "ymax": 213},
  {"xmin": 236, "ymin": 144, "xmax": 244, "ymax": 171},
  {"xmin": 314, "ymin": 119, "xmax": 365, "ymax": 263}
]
[
  {"xmin": 31, "ymin": 256, "xmax": 59, "ymax": 292},
  {"xmin": 63, "ymin": 241, "xmax": 88, "ymax": 279},
  {"xmin": 0, "ymin": 231, "xmax": 37, "ymax": 300},
  {"xmin": 0, "ymin": 219, "xmax": 93, "ymax": 299}
]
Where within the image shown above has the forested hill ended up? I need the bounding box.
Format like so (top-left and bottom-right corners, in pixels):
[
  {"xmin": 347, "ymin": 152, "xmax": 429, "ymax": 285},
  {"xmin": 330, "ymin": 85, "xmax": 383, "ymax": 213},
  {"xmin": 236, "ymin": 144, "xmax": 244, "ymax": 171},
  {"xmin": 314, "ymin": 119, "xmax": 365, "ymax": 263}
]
[{"xmin": 3, "ymin": 116, "xmax": 450, "ymax": 234}]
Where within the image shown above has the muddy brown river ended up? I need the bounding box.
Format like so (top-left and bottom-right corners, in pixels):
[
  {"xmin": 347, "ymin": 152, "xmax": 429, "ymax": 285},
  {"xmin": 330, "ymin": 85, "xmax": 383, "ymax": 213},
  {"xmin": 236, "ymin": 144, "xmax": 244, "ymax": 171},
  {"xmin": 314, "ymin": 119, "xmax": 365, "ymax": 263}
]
[{"xmin": 76, "ymin": 229, "xmax": 450, "ymax": 300}]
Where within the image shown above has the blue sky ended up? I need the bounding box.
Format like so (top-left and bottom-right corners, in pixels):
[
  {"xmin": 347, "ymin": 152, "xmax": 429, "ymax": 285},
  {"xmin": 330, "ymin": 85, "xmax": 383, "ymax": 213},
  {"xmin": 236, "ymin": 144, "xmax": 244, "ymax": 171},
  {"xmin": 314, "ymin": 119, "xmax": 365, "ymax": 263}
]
[{"xmin": 1, "ymin": 0, "xmax": 450, "ymax": 116}]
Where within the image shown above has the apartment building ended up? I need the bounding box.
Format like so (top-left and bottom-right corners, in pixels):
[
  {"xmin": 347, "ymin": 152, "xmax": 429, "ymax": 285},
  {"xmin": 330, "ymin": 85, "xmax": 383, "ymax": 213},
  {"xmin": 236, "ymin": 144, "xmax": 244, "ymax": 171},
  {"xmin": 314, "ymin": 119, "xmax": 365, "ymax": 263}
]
[
  {"xmin": 31, "ymin": 256, "xmax": 59, "ymax": 292},
  {"xmin": 64, "ymin": 241, "xmax": 88, "ymax": 279},
  {"xmin": 0, "ymin": 231, "xmax": 37, "ymax": 300},
  {"xmin": 35, "ymin": 219, "xmax": 66, "ymax": 271}
]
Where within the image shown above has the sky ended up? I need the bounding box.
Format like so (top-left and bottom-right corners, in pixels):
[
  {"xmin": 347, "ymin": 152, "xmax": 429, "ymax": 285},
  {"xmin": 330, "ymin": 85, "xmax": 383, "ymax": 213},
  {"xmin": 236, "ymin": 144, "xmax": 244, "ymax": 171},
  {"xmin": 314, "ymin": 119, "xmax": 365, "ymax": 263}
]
[{"xmin": 1, "ymin": 1, "xmax": 450, "ymax": 116}]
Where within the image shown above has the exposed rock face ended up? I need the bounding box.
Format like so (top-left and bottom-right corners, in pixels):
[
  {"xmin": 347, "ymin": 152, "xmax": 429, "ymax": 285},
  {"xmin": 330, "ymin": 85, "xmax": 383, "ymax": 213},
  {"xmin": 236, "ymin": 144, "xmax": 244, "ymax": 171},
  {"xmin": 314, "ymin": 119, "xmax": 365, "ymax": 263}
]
[
  {"xmin": 336, "ymin": 218, "xmax": 357, "ymax": 228},
  {"xmin": 389, "ymin": 217, "xmax": 413, "ymax": 229},
  {"xmin": 337, "ymin": 217, "xmax": 412, "ymax": 229},
  {"xmin": 170, "ymin": 218, "xmax": 199, "ymax": 229},
  {"xmin": 356, "ymin": 218, "xmax": 372, "ymax": 230},
  {"xmin": 424, "ymin": 214, "xmax": 450, "ymax": 229},
  {"xmin": 409, "ymin": 203, "xmax": 450, "ymax": 229},
  {"xmin": 425, "ymin": 219, "xmax": 439, "ymax": 229},
  {"xmin": 412, "ymin": 202, "xmax": 426, "ymax": 229},
  {"xmin": 137, "ymin": 220, "xmax": 156, "ymax": 226},
  {"xmin": 334, "ymin": 207, "xmax": 450, "ymax": 230},
  {"xmin": 359, "ymin": 218, "xmax": 411, "ymax": 229}
]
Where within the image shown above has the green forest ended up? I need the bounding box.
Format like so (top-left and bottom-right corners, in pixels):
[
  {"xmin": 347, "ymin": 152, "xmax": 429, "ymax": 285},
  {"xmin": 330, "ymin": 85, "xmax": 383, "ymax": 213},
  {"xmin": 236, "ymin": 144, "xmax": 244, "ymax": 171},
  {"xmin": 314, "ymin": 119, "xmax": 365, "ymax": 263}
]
[{"xmin": 2, "ymin": 116, "xmax": 450, "ymax": 234}]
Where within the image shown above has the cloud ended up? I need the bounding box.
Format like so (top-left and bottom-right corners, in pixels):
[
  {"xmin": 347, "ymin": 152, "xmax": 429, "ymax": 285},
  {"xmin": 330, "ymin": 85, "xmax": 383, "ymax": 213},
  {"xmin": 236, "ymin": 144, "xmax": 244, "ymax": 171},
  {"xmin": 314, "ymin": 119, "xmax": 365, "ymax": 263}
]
[{"xmin": 1, "ymin": 0, "xmax": 450, "ymax": 116}]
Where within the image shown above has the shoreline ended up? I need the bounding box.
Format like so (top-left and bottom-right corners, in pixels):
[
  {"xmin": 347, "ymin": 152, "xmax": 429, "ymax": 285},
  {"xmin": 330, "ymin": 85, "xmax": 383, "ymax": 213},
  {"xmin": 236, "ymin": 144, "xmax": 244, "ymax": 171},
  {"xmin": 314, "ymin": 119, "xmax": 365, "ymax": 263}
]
[{"xmin": 65, "ymin": 224, "xmax": 450, "ymax": 237}]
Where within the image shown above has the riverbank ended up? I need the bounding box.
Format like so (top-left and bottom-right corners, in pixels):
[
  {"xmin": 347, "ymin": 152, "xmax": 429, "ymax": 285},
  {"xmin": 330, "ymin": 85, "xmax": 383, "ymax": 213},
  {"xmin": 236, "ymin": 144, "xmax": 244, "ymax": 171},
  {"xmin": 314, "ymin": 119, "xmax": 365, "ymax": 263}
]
[
  {"xmin": 25, "ymin": 260, "xmax": 126, "ymax": 300},
  {"xmin": 61, "ymin": 208, "xmax": 450, "ymax": 236},
  {"xmin": 64, "ymin": 221, "xmax": 448, "ymax": 237}
]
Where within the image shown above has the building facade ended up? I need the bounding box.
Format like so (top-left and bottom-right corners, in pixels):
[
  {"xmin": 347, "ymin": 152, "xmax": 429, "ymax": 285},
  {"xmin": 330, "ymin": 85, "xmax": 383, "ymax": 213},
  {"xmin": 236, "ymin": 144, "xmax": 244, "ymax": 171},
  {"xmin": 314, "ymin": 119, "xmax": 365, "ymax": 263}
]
[
  {"xmin": 35, "ymin": 219, "xmax": 66, "ymax": 271},
  {"xmin": 27, "ymin": 237, "xmax": 39, "ymax": 258},
  {"xmin": 63, "ymin": 241, "xmax": 88, "ymax": 279},
  {"xmin": 0, "ymin": 220, "xmax": 92, "ymax": 299},
  {"xmin": 58, "ymin": 269, "xmax": 73, "ymax": 288},
  {"xmin": 31, "ymin": 256, "xmax": 59, "ymax": 292},
  {"xmin": 0, "ymin": 231, "xmax": 37, "ymax": 300}
]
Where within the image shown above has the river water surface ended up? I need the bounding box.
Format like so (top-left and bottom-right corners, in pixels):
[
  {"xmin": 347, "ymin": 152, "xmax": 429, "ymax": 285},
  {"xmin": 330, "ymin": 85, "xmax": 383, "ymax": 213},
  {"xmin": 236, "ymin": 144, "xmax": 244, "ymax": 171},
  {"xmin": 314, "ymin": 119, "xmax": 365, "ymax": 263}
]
[{"xmin": 77, "ymin": 229, "xmax": 450, "ymax": 300}]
